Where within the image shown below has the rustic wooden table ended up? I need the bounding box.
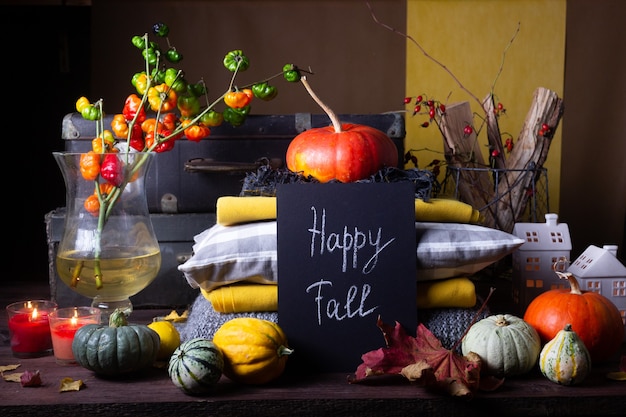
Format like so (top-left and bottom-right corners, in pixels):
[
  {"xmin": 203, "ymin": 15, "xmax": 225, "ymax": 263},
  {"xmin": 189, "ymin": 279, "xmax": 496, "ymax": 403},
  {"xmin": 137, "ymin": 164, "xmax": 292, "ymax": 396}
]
[{"xmin": 1, "ymin": 284, "xmax": 625, "ymax": 416}]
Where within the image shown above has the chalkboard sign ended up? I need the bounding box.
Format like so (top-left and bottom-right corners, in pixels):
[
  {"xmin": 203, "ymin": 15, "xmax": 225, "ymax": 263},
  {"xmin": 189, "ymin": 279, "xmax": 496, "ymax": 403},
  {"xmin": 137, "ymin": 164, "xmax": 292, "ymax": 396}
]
[{"xmin": 277, "ymin": 182, "xmax": 417, "ymax": 373}]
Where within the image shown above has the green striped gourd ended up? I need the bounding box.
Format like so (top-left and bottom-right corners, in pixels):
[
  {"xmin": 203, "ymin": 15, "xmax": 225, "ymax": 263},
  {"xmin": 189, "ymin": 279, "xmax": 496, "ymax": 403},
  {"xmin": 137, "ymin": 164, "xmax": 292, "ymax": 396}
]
[
  {"xmin": 168, "ymin": 338, "xmax": 224, "ymax": 395},
  {"xmin": 539, "ymin": 324, "xmax": 591, "ymax": 385}
]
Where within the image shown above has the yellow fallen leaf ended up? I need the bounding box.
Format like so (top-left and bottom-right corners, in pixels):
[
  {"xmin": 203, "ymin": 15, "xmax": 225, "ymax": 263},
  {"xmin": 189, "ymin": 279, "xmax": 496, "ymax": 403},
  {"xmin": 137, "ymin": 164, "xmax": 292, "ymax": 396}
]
[
  {"xmin": 606, "ymin": 371, "xmax": 626, "ymax": 381},
  {"xmin": 0, "ymin": 364, "xmax": 21, "ymax": 373},
  {"xmin": 161, "ymin": 309, "xmax": 189, "ymax": 323},
  {"xmin": 59, "ymin": 377, "xmax": 85, "ymax": 392},
  {"xmin": 3, "ymin": 372, "xmax": 23, "ymax": 383}
]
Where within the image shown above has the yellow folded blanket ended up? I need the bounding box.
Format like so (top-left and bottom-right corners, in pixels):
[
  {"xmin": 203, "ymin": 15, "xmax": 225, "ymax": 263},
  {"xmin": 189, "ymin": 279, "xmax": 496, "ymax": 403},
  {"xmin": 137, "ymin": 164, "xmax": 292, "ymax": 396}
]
[
  {"xmin": 216, "ymin": 196, "xmax": 482, "ymax": 226},
  {"xmin": 416, "ymin": 277, "xmax": 477, "ymax": 309},
  {"xmin": 201, "ymin": 277, "xmax": 476, "ymax": 313},
  {"xmin": 216, "ymin": 196, "xmax": 277, "ymax": 226},
  {"xmin": 414, "ymin": 198, "xmax": 483, "ymax": 224},
  {"xmin": 201, "ymin": 284, "xmax": 278, "ymax": 313}
]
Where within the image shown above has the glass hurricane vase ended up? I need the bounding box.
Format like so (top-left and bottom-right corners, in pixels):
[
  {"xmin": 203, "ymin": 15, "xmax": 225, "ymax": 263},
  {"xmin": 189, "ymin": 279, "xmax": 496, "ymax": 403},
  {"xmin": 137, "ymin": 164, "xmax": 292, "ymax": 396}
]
[{"xmin": 53, "ymin": 152, "xmax": 161, "ymax": 320}]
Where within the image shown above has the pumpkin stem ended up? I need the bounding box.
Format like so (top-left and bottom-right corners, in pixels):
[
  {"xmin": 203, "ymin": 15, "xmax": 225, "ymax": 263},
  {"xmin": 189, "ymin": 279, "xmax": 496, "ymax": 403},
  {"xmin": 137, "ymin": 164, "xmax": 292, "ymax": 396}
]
[
  {"xmin": 555, "ymin": 271, "xmax": 583, "ymax": 295},
  {"xmin": 278, "ymin": 345, "xmax": 294, "ymax": 357},
  {"xmin": 494, "ymin": 315, "xmax": 508, "ymax": 327},
  {"xmin": 300, "ymin": 76, "xmax": 343, "ymax": 133},
  {"xmin": 108, "ymin": 308, "xmax": 129, "ymax": 328},
  {"xmin": 451, "ymin": 287, "xmax": 496, "ymax": 351}
]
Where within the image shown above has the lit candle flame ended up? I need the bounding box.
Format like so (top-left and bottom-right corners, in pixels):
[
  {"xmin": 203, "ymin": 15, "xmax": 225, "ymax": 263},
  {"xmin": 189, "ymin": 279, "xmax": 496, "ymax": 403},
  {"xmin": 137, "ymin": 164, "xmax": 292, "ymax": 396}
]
[
  {"xmin": 71, "ymin": 309, "xmax": 79, "ymax": 326},
  {"xmin": 31, "ymin": 308, "xmax": 39, "ymax": 320}
]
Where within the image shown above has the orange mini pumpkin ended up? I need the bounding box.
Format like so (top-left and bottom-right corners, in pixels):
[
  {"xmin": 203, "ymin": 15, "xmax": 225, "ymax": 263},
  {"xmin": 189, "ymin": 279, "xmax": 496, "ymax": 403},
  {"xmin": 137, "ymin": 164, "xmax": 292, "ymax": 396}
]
[
  {"xmin": 286, "ymin": 76, "xmax": 398, "ymax": 183},
  {"xmin": 286, "ymin": 123, "xmax": 398, "ymax": 183},
  {"xmin": 523, "ymin": 271, "xmax": 624, "ymax": 363}
]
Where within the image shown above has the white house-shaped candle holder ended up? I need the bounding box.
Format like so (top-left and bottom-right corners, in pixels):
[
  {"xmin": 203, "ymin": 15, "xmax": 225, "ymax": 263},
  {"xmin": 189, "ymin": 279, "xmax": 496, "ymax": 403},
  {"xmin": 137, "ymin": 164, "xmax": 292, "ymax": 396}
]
[
  {"xmin": 567, "ymin": 244, "xmax": 626, "ymax": 340},
  {"xmin": 511, "ymin": 213, "xmax": 572, "ymax": 315}
]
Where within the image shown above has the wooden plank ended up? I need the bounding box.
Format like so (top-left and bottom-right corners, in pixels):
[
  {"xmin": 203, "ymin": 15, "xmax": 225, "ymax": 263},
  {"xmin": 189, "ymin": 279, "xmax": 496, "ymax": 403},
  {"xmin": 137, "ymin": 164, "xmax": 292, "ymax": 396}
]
[
  {"xmin": 494, "ymin": 87, "xmax": 564, "ymax": 232},
  {"xmin": 482, "ymin": 93, "xmax": 506, "ymax": 170},
  {"xmin": 0, "ymin": 343, "xmax": 624, "ymax": 416},
  {"xmin": 0, "ymin": 283, "xmax": 624, "ymax": 416},
  {"xmin": 436, "ymin": 88, "xmax": 563, "ymax": 232},
  {"xmin": 439, "ymin": 101, "xmax": 497, "ymax": 227}
]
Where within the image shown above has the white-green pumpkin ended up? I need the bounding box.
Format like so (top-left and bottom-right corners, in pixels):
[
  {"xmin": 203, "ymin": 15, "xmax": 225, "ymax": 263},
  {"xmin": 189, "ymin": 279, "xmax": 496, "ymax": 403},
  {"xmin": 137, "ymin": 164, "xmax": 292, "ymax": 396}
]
[
  {"xmin": 168, "ymin": 338, "xmax": 224, "ymax": 395},
  {"xmin": 539, "ymin": 324, "xmax": 591, "ymax": 385},
  {"xmin": 461, "ymin": 314, "xmax": 541, "ymax": 376}
]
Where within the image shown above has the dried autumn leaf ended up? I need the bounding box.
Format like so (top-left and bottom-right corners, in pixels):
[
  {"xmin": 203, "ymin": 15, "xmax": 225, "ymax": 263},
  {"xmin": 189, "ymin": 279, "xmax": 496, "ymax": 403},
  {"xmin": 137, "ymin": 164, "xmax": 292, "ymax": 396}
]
[
  {"xmin": 21, "ymin": 370, "xmax": 42, "ymax": 387},
  {"xmin": 3, "ymin": 372, "xmax": 23, "ymax": 383},
  {"xmin": 400, "ymin": 362, "xmax": 436, "ymax": 386},
  {"xmin": 0, "ymin": 364, "xmax": 21, "ymax": 373},
  {"xmin": 412, "ymin": 324, "xmax": 482, "ymax": 394},
  {"xmin": 438, "ymin": 377, "xmax": 473, "ymax": 397},
  {"xmin": 349, "ymin": 316, "xmax": 484, "ymax": 397},
  {"xmin": 606, "ymin": 372, "xmax": 626, "ymax": 381},
  {"xmin": 350, "ymin": 317, "xmax": 420, "ymax": 380},
  {"xmin": 161, "ymin": 309, "xmax": 189, "ymax": 323},
  {"xmin": 606, "ymin": 355, "xmax": 626, "ymax": 381},
  {"xmin": 59, "ymin": 377, "xmax": 85, "ymax": 392}
]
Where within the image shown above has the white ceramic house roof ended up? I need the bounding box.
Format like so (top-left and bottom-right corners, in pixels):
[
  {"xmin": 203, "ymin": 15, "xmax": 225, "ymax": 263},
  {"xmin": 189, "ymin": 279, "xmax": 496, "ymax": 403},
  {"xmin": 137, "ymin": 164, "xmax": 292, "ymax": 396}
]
[
  {"xmin": 568, "ymin": 245, "xmax": 626, "ymax": 278},
  {"xmin": 512, "ymin": 213, "xmax": 572, "ymax": 251}
]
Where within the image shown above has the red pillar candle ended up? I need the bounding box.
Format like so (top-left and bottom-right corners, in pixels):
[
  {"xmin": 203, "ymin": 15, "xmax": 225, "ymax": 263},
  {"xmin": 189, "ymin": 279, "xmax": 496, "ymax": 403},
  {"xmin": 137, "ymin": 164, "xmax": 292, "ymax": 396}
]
[
  {"xmin": 6, "ymin": 300, "xmax": 58, "ymax": 358},
  {"xmin": 49, "ymin": 306, "xmax": 101, "ymax": 365}
]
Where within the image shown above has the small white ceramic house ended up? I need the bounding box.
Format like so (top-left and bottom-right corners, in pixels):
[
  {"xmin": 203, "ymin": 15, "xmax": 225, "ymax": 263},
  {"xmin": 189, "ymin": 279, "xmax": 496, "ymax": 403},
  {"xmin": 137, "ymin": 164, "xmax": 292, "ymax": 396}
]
[
  {"xmin": 511, "ymin": 213, "xmax": 572, "ymax": 315},
  {"xmin": 567, "ymin": 244, "xmax": 626, "ymax": 338}
]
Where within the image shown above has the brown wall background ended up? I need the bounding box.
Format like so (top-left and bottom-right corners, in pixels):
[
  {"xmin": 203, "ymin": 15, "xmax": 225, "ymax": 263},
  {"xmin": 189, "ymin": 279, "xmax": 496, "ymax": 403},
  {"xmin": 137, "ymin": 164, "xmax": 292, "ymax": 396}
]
[
  {"xmin": 90, "ymin": 0, "xmax": 625, "ymax": 260},
  {"xmin": 2, "ymin": 0, "xmax": 624, "ymax": 284},
  {"xmin": 89, "ymin": 0, "xmax": 407, "ymax": 116},
  {"xmin": 560, "ymin": 0, "xmax": 626, "ymax": 259}
]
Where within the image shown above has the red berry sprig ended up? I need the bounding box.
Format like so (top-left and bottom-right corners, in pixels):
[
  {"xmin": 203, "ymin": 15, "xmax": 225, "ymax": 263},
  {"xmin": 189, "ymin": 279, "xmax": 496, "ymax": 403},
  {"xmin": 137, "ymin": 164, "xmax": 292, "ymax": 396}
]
[
  {"xmin": 538, "ymin": 123, "xmax": 552, "ymax": 137},
  {"xmin": 494, "ymin": 102, "xmax": 506, "ymax": 116},
  {"xmin": 404, "ymin": 94, "xmax": 447, "ymax": 125},
  {"xmin": 504, "ymin": 136, "xmax": 514, "ymax": 152}
]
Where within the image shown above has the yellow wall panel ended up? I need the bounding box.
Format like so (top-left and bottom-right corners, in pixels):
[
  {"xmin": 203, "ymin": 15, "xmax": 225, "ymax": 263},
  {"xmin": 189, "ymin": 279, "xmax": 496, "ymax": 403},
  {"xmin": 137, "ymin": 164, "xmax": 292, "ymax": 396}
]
[{"xmin": 406, "ymin": 0, "xmax": 566, "ymax": 212}]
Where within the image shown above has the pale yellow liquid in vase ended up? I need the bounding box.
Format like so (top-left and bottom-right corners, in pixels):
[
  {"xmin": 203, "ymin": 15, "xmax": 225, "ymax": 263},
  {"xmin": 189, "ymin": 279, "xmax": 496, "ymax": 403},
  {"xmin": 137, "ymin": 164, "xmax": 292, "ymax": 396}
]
[{"xmin": 56, "ymin": 249, "xmax": 161, "ymax": 300}]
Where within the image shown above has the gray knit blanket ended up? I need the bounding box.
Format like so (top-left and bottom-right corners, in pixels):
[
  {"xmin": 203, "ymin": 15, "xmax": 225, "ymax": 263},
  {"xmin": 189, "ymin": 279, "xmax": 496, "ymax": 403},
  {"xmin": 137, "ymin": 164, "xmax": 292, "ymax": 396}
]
[
  {"xmin": 180, "ymin": 293, "xmax": 278, "ymax": 342},
  {"xmin": 180, "ymin": 293, "xmax": 489, "ymax": 354}
]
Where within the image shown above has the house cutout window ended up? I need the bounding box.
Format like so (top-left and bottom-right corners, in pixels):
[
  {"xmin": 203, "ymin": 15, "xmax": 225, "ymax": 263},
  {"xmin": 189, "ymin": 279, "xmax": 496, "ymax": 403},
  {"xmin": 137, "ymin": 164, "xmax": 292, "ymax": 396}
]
[
  {"xmin": 613, "ymin": 280, "xmax": 626, "ymax": 297},
  {"xmin": 524, "ymin": 256, "xmax": 540, "ymax": 271},
  {"xmin": 584, "ymin": 279, "xmax": 602, "ymax": 293},
  {"xmin": 525, "ymin": 231, "xmax": 539, "ymax": 243},
  {"xmin": 550, "ymin": 231, "xmax": 565, "ymax": 243},
  {"xmin": 572, "ymin": 254, "xmax": 595, "ymax": 270},
  {"xmin": 525, "ymin": 279, "xmax": 544, "ymax": 288}
]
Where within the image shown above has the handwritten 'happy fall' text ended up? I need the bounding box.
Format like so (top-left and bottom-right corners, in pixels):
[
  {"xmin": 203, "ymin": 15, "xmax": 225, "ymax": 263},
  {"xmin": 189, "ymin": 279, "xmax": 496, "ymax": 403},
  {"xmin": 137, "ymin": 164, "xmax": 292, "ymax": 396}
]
[{"xmin": 305, "ymin": 206, "xmax": 395, "ymax": 325}]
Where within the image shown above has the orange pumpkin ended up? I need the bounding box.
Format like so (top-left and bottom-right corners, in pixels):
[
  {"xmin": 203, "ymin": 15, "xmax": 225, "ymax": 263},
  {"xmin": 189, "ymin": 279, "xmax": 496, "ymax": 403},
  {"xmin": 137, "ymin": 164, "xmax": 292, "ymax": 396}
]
[
  {"xmin": 286, "ymin": 123, "xmax": 398, "ymax": 183},
  {"xmin": 286, "ymin": 75, "xmax": 398, "ymax": 183},
  {"xmin": 523, "ymin": 271, "xmax": 624, "ymax": 363}
]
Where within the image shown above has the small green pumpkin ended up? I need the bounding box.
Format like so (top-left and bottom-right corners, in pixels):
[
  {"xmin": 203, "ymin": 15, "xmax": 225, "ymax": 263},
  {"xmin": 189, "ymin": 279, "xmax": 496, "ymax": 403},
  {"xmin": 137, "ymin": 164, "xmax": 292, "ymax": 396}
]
[
  {"xmin": 168, "ymin": 338, "xmax": 224, "ymax": 395},
  {"xmin": 461, "ymin": 314, "xmax": 541, "ymax": 377},
  {"xmin": 539, "ymin": 324, "xmax": 591, "ymax": 386},
  {"xmin": 72, "ymin": 309, "xmax": 160, "ymax": 375}
]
